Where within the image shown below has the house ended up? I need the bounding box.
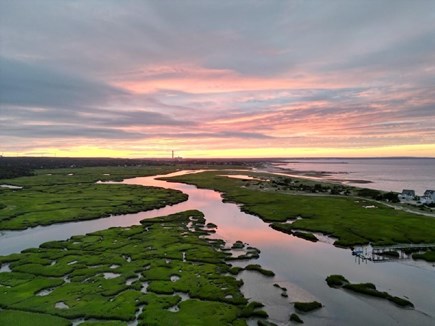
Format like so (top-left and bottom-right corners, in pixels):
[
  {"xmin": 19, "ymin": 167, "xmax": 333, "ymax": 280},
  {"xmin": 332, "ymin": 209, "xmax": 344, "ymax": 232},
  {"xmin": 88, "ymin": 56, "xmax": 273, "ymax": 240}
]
[
  {"xmin": 423, "ymin": 190, "xmax": 435, "ymax": 199},
  {"xmin": 420, "ymin": 190, "xmax": 435, "ymax": 204},
  {"xmin": 400, "ymin": 189, "xmax": 415, "ymax": 200}
]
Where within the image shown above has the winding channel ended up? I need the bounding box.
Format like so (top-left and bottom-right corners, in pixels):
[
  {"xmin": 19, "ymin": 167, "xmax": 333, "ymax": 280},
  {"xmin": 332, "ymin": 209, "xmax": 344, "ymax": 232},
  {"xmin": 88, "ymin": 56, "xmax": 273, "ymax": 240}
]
[{"xmin": 1, "ymin": 170, "xmax": 434, "ymax": 325}]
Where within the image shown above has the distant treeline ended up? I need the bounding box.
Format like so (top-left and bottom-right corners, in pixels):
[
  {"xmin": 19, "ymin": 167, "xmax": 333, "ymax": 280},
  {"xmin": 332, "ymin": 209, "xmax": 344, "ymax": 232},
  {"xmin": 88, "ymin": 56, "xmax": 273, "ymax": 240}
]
[{"xmin": 0, "ymin": 156, "xmax": 266, "ymax": 180}]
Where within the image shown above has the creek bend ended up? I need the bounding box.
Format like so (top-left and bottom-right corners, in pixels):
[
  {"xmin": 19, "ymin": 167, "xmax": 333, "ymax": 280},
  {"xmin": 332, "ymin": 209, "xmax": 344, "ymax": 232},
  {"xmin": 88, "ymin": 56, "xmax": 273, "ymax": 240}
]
[{"xmin": 0, "ymin": 170, "xmax": 434, "ymax": 325}]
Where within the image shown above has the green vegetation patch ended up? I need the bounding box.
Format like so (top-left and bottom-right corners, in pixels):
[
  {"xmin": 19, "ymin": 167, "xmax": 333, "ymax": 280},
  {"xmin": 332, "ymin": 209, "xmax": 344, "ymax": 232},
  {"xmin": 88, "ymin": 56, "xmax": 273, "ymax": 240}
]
[
  {"xmin": 325, "ymin": 274, "xmax": 349, "ymax": 287},
  {"xmin": 0, "ymin": 166, "xmax": 188, "ymax": 230},
  {"xmin": 412, "ymin": 249, "xmax": 435, "ymax": 262},
  {"xmin": 231, "ymin": 240, "xmax": 245, "ymax": 249},
  {"xmin": 0, "ymin": 309, "xmax": 71, "ymax": 326},
  {"xmin": 290, "ymin": 313, "xmax": 304, "ymax": 323},
  {"xmin": 0, "ymin": 210, "xmax": 266, "ymax": 324},
  {"xmin": 325, "ymin": 274, "xmax": 414, "ymax": 308},
  {"xmin": 293, "ymin": 301, "xmax": 322, "ymax": 312},
  {"xmin": 164, "ymin": 171, "xmax": 435, "ymax": 247},
  {"xmin": 244, "ymin": 264, "xmax": 275, "ymax": 277},
  {"xmin": 291, "ymin": 231, "xmax": 318, "ymax": 242},
  {"xmin": 239, "ymin": 301, "xmax": 266, "ymax": 318},
  {"xmin": 80, "ymin": 322, "xmax": 127, "ymax": 326},
  {"xmin": 0, "ymin": 165, "xmax": 180, "ymax": 187}
]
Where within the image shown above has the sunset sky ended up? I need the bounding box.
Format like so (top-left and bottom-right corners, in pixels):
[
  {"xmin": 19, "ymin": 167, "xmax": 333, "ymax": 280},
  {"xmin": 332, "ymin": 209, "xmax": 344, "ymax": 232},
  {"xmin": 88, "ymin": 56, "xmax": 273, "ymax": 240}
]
[{"xmin": 1, "ymin": 1, "xmax": 435, "ymax": 158}]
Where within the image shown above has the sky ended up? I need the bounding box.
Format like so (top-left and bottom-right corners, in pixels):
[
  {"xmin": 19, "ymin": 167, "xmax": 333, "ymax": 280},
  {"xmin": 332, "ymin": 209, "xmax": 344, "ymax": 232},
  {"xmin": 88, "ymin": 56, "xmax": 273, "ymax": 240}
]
[{"xmin": 1, "ymin": 0, "xmax": 435, "ymax": 158}]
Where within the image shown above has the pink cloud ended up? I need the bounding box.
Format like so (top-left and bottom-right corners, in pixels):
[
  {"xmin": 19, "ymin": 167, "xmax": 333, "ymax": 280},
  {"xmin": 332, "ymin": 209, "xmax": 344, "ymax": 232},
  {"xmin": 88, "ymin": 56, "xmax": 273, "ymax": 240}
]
[{"xmin": 111, "ymin": 63, "xmax": 352, "ymax": 94}]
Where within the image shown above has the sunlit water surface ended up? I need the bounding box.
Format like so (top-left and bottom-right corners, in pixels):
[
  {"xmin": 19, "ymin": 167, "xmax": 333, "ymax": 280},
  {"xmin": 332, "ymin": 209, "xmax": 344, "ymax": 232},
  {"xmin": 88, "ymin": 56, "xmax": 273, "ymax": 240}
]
[{"xmin": 276, "ymin": 158, "xmax": 435, "ymax": 195}]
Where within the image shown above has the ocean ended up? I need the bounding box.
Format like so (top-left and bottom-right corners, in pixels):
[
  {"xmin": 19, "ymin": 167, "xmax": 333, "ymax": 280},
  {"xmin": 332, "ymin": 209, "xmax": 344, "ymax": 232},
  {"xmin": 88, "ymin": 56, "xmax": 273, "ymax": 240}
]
[{"xmin": 276, "ymin": 158, "xmax": 435, "ymax": 195}]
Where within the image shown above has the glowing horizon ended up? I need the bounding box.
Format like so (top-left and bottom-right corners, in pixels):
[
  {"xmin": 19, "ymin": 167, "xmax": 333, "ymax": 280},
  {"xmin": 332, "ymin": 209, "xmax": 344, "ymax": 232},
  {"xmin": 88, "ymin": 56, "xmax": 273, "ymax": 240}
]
[
  {"xmin": 1, "ymin": 1, "xmax": 435, "ymax": 158},
  {"xmin": 4, "ymin": 144, "xmax": 434, "ymax": 159}
]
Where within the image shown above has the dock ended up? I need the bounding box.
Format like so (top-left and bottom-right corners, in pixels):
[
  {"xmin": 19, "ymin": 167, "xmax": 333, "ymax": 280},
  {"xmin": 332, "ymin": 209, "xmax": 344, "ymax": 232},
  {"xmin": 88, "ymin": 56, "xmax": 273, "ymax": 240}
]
[{"xmin": 352, "ymin": 243, "xmax": 435, "ymax": 263}]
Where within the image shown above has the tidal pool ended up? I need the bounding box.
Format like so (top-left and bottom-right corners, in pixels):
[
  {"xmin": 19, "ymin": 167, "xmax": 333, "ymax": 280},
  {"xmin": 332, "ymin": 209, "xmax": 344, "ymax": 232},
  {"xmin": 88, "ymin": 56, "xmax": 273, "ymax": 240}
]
[
  {"xmin": 0, "ymin": 170, "xmax": 434, "ymax": 325},
  {"xmin": 0, "ymin": 184, "xmax": 22, "ymax": 189},
  {"xmin": 219, "ymin": 174, "xmax": 262, "ymax": 181}
]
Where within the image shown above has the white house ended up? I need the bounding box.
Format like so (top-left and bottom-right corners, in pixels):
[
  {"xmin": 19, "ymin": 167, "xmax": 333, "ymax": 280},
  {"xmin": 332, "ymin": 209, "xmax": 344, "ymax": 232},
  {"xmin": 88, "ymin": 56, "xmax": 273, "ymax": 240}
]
[
  {"xmin": 400, "ymin": 189, "xmax": 415, "ymax": 200},
  {"xmin": 423, "ymin": 190, "xmax": 435, "ymax": 199},
  {"xmin": 420, "ymin": 190, "xmax": 435, "ymax": 204}
]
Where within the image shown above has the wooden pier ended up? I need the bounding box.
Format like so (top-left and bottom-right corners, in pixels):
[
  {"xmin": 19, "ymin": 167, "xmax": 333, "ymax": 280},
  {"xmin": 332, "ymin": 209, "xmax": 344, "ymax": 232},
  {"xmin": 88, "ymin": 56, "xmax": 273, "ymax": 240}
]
[{"xmin": 372, "ymin": 243, "xmax": 435, "ymax": 251}]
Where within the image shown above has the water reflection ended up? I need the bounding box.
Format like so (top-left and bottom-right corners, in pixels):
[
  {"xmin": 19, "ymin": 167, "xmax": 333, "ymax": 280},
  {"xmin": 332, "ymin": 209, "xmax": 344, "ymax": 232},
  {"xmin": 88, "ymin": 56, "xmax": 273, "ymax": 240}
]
[{"xmin": 219, "ymin": 174, "xmax": 262, "ymax": 181}]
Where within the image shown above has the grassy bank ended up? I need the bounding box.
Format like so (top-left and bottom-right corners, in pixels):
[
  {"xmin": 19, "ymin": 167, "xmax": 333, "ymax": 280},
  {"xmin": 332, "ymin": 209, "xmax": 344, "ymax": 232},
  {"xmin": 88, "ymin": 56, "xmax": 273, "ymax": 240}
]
[
  {"xmin": 0, "ymin": 166, "xmax": 187, "ymax": 230},
  {"xmin": 0, "ymin": 210, "xmax": 267, "ymax": 325},
  {"xmin": 325, "ymin": 275, "xmax": 414, "ymax": 308},
  {"xmin": 163, "ymin": 171, "xmax": 435, "ymax": 247},
  {"xmin": 412, "ymin": 249, "xmax": 435, "ymax": 262},
  {"xmin": 0, "ymin": 165, "xmax": 179, "ymax": 187}
]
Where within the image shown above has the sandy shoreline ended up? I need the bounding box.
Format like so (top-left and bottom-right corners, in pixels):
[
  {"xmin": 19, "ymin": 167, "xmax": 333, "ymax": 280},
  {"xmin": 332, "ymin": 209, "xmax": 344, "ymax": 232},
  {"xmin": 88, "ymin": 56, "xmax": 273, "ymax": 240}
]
[
  {"xmin": 252, "ymin": 163, "xmax": 435, "ymax": 218},
  {"xmin": 258, "ymin": 163, "xmax": 373, "ymax": 185}
]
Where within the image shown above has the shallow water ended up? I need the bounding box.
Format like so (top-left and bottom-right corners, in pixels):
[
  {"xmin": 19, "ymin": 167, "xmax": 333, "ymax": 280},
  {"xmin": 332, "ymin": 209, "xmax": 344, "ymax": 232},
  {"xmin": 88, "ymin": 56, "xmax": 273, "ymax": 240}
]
[
  {"xmin": 55, "ymin": 301, "xmax": 69, "ymax": 309},
  {"xmin": 36, "ymin": 288, "xmax": 55, "ymax": 296},
  {"xmin": 219, "ymin": 174, "xmax": 262, "ymax": 181},
  {"xmin": 102, "ymin": 272, "xmax": 120, "ymax": 279},
  {"xmin": 0, "ymin": 170, "xmax": 434, "ymax": 325},
  {"xmin": 0, "ymin": 184, "xmax": 22, "ymax": 189},
  {"xmin": 276, "ymin": 158, "xmax": 435, "ymax": 195},
  {"xmin": 0, "ymin": 263, "xmax": 11, "ymax": 273}
]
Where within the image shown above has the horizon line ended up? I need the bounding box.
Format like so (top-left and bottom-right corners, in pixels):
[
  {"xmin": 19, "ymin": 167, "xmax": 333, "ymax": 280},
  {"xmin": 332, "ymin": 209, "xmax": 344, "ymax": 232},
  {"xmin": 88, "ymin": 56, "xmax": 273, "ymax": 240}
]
[{"xmin": 2, "ymin": 155, "xmax": 435, "ymax": 160}]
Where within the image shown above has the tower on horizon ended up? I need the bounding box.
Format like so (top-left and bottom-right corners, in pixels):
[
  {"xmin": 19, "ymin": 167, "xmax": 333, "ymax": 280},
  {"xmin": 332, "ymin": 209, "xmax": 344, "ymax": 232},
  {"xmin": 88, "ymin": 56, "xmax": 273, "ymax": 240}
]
[{"xmin": 172, "ymin": 150, "xmax": 174, "ymax": 159}]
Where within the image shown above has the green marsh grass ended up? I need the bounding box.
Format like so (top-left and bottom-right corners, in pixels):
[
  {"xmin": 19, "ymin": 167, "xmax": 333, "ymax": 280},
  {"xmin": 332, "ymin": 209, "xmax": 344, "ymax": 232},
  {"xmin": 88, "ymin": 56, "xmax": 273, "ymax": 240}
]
[
  {"xmin": 165, "ymin": 171, "xmax": 435, "ymax": 248},
  {"xmin": 0, "ymin": 166, "xmax": 187, "ymax": 230},
  {"xmin": 0, "ymin": 210, "xmax": 269, "ymax": 325}
]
